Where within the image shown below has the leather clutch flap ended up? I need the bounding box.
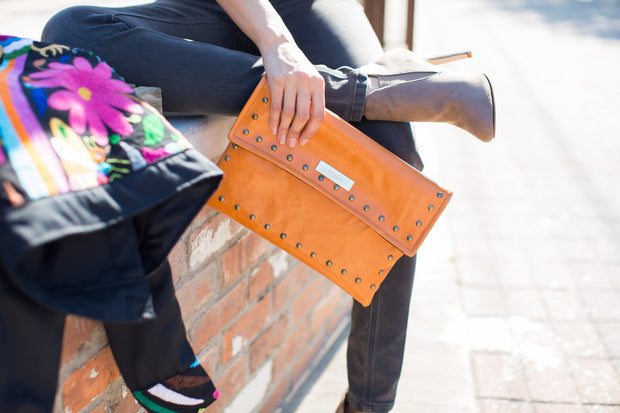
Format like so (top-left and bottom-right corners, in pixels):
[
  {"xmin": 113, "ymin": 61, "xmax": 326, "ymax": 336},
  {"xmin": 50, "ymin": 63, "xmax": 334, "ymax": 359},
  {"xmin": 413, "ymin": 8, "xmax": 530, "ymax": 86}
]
[{"xmin": 208, "ymin": 77, "xmax": 452, "ymax": 306}]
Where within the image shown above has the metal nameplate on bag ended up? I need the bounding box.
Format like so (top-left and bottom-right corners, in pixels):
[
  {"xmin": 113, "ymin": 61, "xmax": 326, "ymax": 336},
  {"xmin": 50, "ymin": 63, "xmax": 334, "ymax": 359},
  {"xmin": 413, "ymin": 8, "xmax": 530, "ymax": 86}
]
[{"xmin": 315, "ymin": 160, "xmax": 355, "ymax": 191}]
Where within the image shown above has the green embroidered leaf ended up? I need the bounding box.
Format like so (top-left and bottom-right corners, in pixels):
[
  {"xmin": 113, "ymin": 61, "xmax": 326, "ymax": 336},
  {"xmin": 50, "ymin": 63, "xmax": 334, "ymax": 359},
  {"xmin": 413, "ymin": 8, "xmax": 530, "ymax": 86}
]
[
  {"xmin": 109, "ymin": 134, "xmax": 121, "ymax": 145},
  {"xmin": 142, "ymin": 114, "xmax": 165, "ymax": 146}
]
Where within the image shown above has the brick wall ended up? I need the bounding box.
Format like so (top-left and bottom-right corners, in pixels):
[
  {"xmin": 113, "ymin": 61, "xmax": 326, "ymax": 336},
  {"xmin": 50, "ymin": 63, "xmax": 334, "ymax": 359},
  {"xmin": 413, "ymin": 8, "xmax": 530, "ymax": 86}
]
[{"xmin": 52, "ymin": 116, "xmax": 352, "ymax": 413}]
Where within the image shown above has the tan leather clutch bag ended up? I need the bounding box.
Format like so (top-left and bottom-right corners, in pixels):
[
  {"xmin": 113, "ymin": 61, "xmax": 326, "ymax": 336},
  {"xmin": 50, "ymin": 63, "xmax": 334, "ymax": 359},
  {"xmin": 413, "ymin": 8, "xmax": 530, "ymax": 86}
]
[{"xmin": 208, "ymin": 77, "xmax": 452, "ymax": 306}]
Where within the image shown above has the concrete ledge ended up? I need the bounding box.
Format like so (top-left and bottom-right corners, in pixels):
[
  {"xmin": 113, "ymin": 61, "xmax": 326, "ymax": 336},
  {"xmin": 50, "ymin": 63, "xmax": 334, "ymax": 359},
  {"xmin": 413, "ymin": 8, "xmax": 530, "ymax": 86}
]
[{"xmin": 168, "ymin": 114, "xmax": 235, "ymax": 164}]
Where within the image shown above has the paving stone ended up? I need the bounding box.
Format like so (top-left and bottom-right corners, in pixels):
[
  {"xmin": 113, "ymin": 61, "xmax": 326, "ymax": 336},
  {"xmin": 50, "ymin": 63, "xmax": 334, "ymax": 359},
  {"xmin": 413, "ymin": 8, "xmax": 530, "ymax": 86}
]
[
  {"xmin": 478, "ymin": 399, "xmax": 535, "ymax": 413},
  {"xmin": 569, "ymin": 359, "xmax": 620, "ymax": 405},
  {"xmin": 553, "ymin": 322, "xmax": 609, "ymax": 359},
  {"xmin": 495, "ymin": 259, "xmax": 537, "ymax": 289},
  {"xmin": 471, "ymin": 353, "xmax": 529, "ymax": 400},
  {"xmin": 569, "ymin": 263, "xmax": 618, "ymax": 292},
  {"xmin": 462, "ymin": 287, "xmax": 507, "ymax": 317},
  {"xmin": 504, "ymin": 290, "xmax": 549, "ymax": 321},
  {"xmin": 542, "ymin": 291, "xmax": 590, "ymax": 322},
  {"xmin": 523, "ymin": 359, "xmax": 579, "ymax": 403},
  {"xmin": 596, "ymin": 323, "xmax": 620, "ymax": 359},
  {"xmin": 468, "ymin": 317, "xmax": 515, "ymax": 353},
  {"xmin": 531, "ymin": 404, "xmax": 583, "ymax": 413},
  {"xmin": 584, "ymin": 406, "xmax": 620, "ymax": 413},
  {"xmin": 531, "ymin": 261, "xmax": 576, "ymax": 291},
  {"xmin": 581, "ymin": 292, "xmax": 620, "ymax": 322}
]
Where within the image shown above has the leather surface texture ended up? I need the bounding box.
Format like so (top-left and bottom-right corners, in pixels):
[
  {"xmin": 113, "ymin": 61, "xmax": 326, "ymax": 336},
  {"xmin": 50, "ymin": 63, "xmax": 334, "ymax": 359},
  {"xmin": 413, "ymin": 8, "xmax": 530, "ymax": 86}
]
[{"xmin": 208, "ymin": 77, "xmax": 452, "ymax": 306}]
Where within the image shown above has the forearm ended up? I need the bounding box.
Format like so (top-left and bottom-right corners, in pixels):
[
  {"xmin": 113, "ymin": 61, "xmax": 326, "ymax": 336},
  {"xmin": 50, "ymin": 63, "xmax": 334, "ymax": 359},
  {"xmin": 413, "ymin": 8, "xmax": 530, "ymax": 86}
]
[{"xmin": 215, "ymin": 0, "xmax": 295, "ymax": 54}]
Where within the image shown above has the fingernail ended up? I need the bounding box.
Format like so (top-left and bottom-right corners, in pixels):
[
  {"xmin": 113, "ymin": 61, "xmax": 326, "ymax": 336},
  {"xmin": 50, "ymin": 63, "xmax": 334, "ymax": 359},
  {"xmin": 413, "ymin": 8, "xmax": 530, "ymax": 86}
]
[
  {"xmin": 300, "ymin": 139, "xmax": 309, "ymax": 146},
  {"xmin": 287, "ymin": 139, "xmax": 296, "ymax": 148},
  {"xmin": 271, "ymin": 127, "xmax": 277, "ymax": 135},
  {"xmin": 279, "ymin": 135, "xmax": 286, "ymax": 144}
]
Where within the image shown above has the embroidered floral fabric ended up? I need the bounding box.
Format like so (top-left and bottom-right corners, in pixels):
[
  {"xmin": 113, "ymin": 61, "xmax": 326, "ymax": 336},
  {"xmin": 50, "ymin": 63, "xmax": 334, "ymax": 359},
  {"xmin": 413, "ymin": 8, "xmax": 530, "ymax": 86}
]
[
  {"xmin": 0, "ymin": 36, "xmax": 222, "ymax": 320},
  {"xmin": 0, "ymin": 35, "xmax": 193, "ymax": 206}
]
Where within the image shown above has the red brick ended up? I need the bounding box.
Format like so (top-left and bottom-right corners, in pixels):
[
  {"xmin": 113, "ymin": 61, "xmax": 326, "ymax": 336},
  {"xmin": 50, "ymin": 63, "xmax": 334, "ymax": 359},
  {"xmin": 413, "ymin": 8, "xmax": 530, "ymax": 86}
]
[
  {"xmin": 188, "ymin": 214, "xmax": 244, "ymax": 272},
  {"xmin": 60, "ymin": 316, "xmax": 103, "ymax": 367},
  {"xmin": 311, "ymin": 287, "xmax": 349, "ymax": 335},
  {"xmin": 89, "ymin": 403, "xmax": 106, "ymax": 413},
  {"xmin": 250, "ymin": 314, "xmax": 289, "ymax": 372},
  {"xmin": 190, "ymin": 279, "xmax": 248, "ymax": 350},
  {"xmin": 273, "ymin": 264, "xmax": 312, "ymax": 314},
  {"xmin": 273, "ymin": 317, "xmax": 312, "ymax": 379},
  {"xmin": 222, "ymin": 294, "xmax": 271, "ymax": 365},
  {"xmin": 222, "ymin": 232, "xmax": 272, "ymax": 285},
  {"xmin": 110, "ymin": 383, "xmax": 142, "ymax": 413},
  {"xmin": 213, "ymin": 354, "xmax": 249, "ymax": 407},
  {"xmin": 62, "ymin": 347, "xmax": 120, "ymax": 413},
  {"xmin": 195, "ymin": 342, "xmax": 221, "ymax": 379},
  {"xmin": 177, "ymin": 262, "xmax": 217, "ymax": 321},
  {"xmin": 258, "ymin": 377, "xmax": 290, "ymax": 413},
  {"xmin": 290, "ymin": 335, "xmax": 323, "ymax": 386},
  {"xmin": 249, "ymin": 260, "xmax": 275, "ymax": 302},
  {"xmin": 167, "ymin": 238, "xmax": 187, "ymax": 283},
  {"xmin": 291, "ymin": 275, "xmax": 330, "ymax": 324}
]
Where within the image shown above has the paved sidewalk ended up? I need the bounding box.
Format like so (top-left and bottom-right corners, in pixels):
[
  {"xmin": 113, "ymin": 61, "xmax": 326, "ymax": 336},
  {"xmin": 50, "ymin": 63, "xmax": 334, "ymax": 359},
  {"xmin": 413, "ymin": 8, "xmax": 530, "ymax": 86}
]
[{"xmin": 286, "ymin": 0, "xmax": 620, "ymax": 412}]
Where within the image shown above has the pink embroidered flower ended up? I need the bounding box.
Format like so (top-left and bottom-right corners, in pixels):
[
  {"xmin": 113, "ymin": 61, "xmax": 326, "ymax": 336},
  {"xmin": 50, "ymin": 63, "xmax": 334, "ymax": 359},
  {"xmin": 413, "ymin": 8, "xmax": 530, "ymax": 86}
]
[{"xmin": 27, "ymin": 56, "xmax": 143, "ymax": 145}]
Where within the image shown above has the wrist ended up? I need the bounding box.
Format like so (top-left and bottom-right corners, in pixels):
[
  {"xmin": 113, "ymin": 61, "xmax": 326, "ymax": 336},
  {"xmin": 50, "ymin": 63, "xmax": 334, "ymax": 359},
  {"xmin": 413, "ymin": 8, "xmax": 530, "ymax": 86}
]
[{"xmin": 255, "ymin": 26, "xmax": 292, "ymax": 56}]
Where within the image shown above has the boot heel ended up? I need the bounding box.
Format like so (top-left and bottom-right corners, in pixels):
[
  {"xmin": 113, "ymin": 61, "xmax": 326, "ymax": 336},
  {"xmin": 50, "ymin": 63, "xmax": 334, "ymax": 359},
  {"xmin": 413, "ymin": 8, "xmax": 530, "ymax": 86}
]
[{"xmin": 426, "ymin": 50, "xmax": 472, "ymax": 65}]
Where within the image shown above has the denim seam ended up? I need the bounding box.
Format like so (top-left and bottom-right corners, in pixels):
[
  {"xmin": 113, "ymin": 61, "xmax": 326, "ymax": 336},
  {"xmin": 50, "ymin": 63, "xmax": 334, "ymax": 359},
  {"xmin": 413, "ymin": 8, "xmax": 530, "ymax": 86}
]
[{"xmin": 350, "ymin": 71, "xmax": 367, "ymax": 123}]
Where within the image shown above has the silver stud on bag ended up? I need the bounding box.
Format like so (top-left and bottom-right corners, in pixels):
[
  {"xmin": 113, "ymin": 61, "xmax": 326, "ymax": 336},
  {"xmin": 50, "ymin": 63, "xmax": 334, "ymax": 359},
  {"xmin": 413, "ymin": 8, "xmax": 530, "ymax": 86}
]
[
  {"xmin": 310, "ymin": 252, "xmax": 317, "ymax": 258},
  {"xmin": 428, "ymin": 205, "xmax": 435, "ymax": 211},
  {"xmin": 355, "ymin": 278, "xmax": 362, "ymax": 284},
  {"xmin": 249, "ymin": 214, "xmax": 256, "ymax": 220},
  {"xmin": 349, "ymin": 195, "xmax": 355, "ymax": 201},
  {"xmin": 224, "ymin": 155, "xmax": 230, "ymax": 161},
  {"xmin": 393, "ymin": 226, "xmax": 399, "ymax": 232},
  {"xmin": 262, "ymin": 97, "xmax": 269, "ymax": 103},
  {"xmin": 341, "ymin": 269, "xmax": 348, "ymax": 275},
  {"xmin": 280, "ymin": 233, "xmax": 287, "ymax": 240},
  {"xmin": 388, "ymin": 255, "xmax": 394, "ymax": 261},
  {"xmin": 407, "ymin": 235, "xmax": 413, "ymax": 241},
  {"xmin": 326, "ymin": 260, "xmax": 333, "ymax": 267},
  {"xmin": 379, "ymin": 215, "xmax": 385, "ymax": 222},
  {"xmin": 234, "ymin": 204, "xmax": 241, "ymax": 210},
  {"xmin": 232, "ymin": 143, "xmax": 238, "ymax": 149},
  {"xmin": 243, "ymin": 129, "xmax": 249, "ymax": 135},
  {"xmin": 218, "ymin": 196, "xmax": 224, "ymax": 202},
  {"xmin": 271, "ymin": 145, "xmax": 278, "ymax": 151},
  {"xmin": 252, "ymin": 113, "xmax": 258, "ymax": 120},
  {"xmin": 416, "ymin": 221, "xmax": 422, "ymax": 227},
  {"xmin": 364, "ymin": 205, "xmax": 370, "ymax": 212},
  {"xmin": 256, "ymin": 136, "xmax": 263, "ymax": 143},
  {"xmin": 437, "ymin": 192, "xmax": 443, "ymax": 198},
  {"xmin": 296, "ymin": 243, "xmax": 303, "ymax": 249},
  {"xmin": 287, "ymin": 154, "xmax": 293, "ymax": 161},
  {"xmin": 264, "ymin": 224, "xmax": 271, "ymax": 230}
]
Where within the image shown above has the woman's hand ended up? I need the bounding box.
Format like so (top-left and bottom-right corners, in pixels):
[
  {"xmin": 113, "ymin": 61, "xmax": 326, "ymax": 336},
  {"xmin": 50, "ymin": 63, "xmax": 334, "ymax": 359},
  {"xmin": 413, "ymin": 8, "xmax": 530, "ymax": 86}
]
[
  {"xmin": 261, "ymin": 42, "xmax": 325, "ymax": 148},
  {"xmin": 215, "ymin": 0, "xmax": 326, "ymax": 147}
]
